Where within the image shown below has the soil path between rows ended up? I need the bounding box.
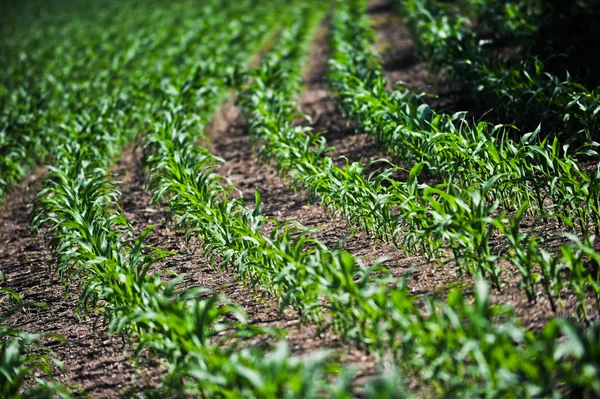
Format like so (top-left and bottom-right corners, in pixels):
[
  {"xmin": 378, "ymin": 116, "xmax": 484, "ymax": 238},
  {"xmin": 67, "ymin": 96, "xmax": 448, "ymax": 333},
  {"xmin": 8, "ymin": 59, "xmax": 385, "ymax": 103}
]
[{"xmin": 368, "ymin": 0, "xmax": 477, "ymax": 114}]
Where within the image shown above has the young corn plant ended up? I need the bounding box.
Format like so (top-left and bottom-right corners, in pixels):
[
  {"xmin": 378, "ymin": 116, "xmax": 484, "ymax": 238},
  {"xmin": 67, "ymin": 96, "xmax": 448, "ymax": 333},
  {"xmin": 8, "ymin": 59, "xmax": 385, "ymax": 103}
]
[
  {"xmin": 560, "ymin": 234, "xmax": 600, "ymax": 324},
  {"xmin": 398, "ymin": 0, "xmax": 600, "ymax": 141},
  {"xmin": 421, "ymin": 177, "xmax": 503, "ymax": 287},
  {"xmin": 0, "ymin": 288, "xmax": 69, "ymax": 398}
]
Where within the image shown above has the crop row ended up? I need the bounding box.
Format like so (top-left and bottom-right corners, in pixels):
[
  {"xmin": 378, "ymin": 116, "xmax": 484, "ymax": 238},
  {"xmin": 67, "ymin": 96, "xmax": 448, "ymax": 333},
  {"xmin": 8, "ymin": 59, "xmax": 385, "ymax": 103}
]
[
  {"xmin": 326, "ymin": 0, "xmax": 600, "ymax": 317},
  {"xmin": 31, "ymin": 146, "xmax": 357, "ymax": 398},
  {"xmin": 3, "ymin": 0, "xmax": 599, "ymax": 396},
  {"xmin": 0, "ymin": 0, "xmax": 213, "ymax": 203},
  {"xmin": 398, "ymin": 0, "xmax": 600, "ymax": 140},
  {"xmin": 144, "ymin": 104, "xmax": 600, "ymax": 396}
]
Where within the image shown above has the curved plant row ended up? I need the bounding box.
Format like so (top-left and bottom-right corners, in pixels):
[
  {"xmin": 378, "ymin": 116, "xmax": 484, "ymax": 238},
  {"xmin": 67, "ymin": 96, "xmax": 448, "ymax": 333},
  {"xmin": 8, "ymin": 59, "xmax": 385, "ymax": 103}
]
[
  {"xmin": 1, "ymin": 1, "xmax": 227, "ymax": 395},
  {"xmin": 326, "ymin": 0, "xmax": 600, "ymax": 319},
  {"xmin": 4, "ymin": 0, "xmax": 599, "ymax": 396},
  {"xmin": 145, "ymin": 113, "xmax": 600, "ymax": 397},
  {"xmin": 33, "ymin": 148, "xmax": 371, "ymax": 398},
  {"xmin": 398, "ymin": 0, "xmax": 600, "ymax": 141}
]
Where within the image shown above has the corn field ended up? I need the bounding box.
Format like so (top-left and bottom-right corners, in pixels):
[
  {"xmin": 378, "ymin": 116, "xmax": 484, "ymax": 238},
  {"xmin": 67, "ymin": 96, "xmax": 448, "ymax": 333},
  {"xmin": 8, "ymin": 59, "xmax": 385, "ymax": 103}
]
[{"xmin": 1, "ymin": 0, "xmax": 599, "ymax": 397}]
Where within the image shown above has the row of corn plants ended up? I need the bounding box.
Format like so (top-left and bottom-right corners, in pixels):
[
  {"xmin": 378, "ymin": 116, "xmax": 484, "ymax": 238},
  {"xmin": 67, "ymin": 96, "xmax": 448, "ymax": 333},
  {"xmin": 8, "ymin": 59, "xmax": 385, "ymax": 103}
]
[
  {"xmin": 17, "ymin": 0, "xmax": 409, "ymax": 397},
  {"xmin": 328, "ymin": 0, "xmax": 600, "ymax": 321},
  {"xmin": 0, "ymin": 0, "xmax": 200, "ymax": 203},
  {"xmin": 146, "ymin": 113, "xmax": 600, "ymax": 395},
  {"xmin": 32, "ymin": 147, "xmax": 369, "ymax": 398},
  {"xmin": 143, "ymin": 0, "xmax": 331, "ymax": 321},
  {"xmin": 236, "ymin": 1, "xmax": 404, "ymax": 241},
  {"xmin": 140, "ymin": 3, "xmax": 600, "ymax": 395},
  {"xmin": 398, "ymin": 0, "xmax": 600, "ymax": 141},
  {"xmin": 147, "ymin": 114, "xmax": 600, "ymax": 396},
  {"xmin": 4, "ymin": 0, "xmax": 599, "ymax": 396}
]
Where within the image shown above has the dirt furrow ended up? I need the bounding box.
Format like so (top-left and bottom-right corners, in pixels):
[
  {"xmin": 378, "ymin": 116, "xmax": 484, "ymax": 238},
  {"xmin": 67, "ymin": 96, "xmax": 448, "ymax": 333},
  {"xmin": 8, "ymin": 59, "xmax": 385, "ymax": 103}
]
[{"xmin": 368, "ymin": 0, "xmax": 473, "ymax": 113}]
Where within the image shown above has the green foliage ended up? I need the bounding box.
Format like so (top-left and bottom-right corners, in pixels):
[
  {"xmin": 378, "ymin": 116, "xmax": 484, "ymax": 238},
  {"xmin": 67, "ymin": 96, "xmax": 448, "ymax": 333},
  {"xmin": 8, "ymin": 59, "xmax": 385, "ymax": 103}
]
[
  {"xmin": 0, "ymin": 289, "xmax": 69, "ymax": 398},
  {"xmin": 399, "ymin": 0, "xmax": 600, "ymax": 140},
  {"xmin": 2, "ymin": 0, "xmax": 599, "ymax": 397},
  {"xmin": 0, "ymin": 0, "xmax": 240, "ymax": 202}
]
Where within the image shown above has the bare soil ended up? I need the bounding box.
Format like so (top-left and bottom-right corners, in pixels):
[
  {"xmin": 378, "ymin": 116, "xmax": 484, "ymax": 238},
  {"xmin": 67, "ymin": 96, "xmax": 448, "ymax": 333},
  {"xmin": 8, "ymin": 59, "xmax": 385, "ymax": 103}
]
[{"xmin": 368, "ymin": 0, "xmax": 475, "ymax": 113}]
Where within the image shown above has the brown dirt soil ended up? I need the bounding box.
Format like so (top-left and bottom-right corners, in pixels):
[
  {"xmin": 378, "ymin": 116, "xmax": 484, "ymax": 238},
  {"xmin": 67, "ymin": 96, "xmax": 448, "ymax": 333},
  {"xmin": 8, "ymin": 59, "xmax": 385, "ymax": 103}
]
[{"xmin": 368, "ymin": 0, "xmax": 475, "ymax": 113}]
